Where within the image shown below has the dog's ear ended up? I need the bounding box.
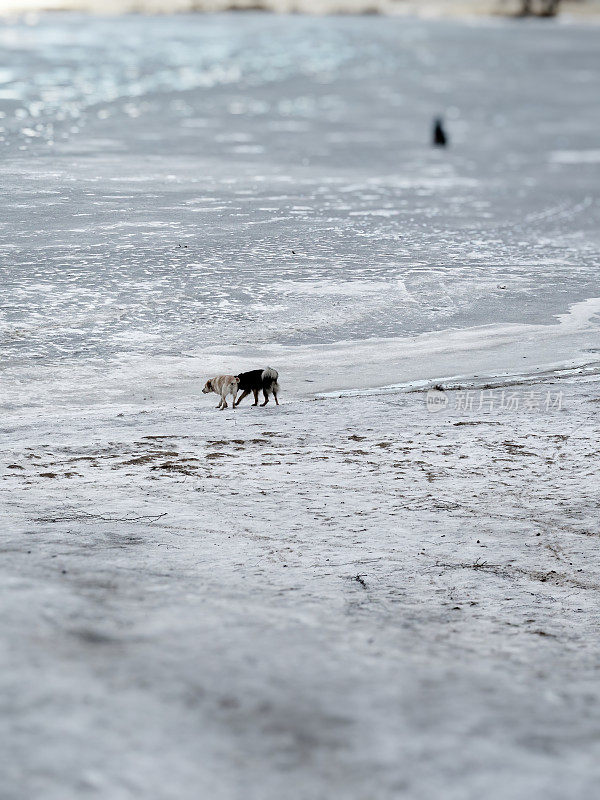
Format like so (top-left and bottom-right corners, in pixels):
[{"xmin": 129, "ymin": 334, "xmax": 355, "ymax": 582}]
[{"xmin": 206, "ymin": 379, "xmax": 212, "ymax": 390}]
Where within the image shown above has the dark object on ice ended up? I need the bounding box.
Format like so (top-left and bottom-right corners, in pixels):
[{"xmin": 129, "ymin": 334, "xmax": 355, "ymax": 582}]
[
  {"xmin": 433, "ymin": 117, "xmax": 447, "ymax": 147},
  {"xmin": 234, "ymin": 367, "xmax": 280, "ymax": 407},
  {"xmin": 516, "ymin": 0, "xmax": 561, "ymax": 17}
]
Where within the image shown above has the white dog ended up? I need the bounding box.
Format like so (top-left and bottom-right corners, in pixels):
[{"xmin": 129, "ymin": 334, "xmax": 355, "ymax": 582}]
[{"xmin": 202, "ymin": 375, "xmax": 239, "ymax": 410}]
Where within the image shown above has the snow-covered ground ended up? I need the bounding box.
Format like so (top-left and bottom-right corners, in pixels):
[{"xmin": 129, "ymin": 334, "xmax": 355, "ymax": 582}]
[
  {"xmin": 1, "ymin": 12, "xmax": 600, "ymax": 799},
  {"xmin": 3, "ymin": 377, "xmax": 600, "ymax": 799}
]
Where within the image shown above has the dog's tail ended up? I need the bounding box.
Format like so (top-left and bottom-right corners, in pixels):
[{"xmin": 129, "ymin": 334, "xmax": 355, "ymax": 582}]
[{"xmin": 262, "ymin": 367, "xmax": 279, "ymax": 395}]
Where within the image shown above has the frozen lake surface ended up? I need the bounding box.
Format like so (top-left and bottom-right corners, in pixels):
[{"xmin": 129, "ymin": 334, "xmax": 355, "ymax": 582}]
[
  {"xmin": 1, "ymin": 13, "xmax": 599, "ymax": 400},
  {"xmin": 1, "ymin": 12, "xmax": 600, "ymax": 800}
]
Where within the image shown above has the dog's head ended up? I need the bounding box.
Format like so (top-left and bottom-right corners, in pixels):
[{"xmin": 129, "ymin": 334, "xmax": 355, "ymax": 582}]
[{"xmin": 202, "ymin": 379, "xmax": 213, "ymax": 394}]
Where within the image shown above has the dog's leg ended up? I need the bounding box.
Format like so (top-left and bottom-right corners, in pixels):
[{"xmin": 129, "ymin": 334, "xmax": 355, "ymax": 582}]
[
  {"xmin": 232, "ymin": 389, "xmax": 237, "ymax": 409},
  {"xmin": 234, "ymin": 389, "xmax": 250, "ymax": 407},
  {"xmin": 221, "ymin": 392, "xmax": 228, "ymax": 409},
  {"xmin": 252, "ymin": 389, "xmax": 259, "ymax": 406},
  {"xmin": 261, "ymin": 389, "xmax": 269, "ymax": 407},
  {"xmin": 273, "ymin": 389, "xmax": 279, "ymax": 406}
]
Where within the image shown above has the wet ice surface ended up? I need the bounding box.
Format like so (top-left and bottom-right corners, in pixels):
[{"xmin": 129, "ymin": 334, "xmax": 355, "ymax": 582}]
[
  {"xmin": 2, "ymin": 13, "xmax": 600, "ymax": 800},
  {"xmin": 1, "ymin": 14, "xmax": 599, "ymax": 390}
]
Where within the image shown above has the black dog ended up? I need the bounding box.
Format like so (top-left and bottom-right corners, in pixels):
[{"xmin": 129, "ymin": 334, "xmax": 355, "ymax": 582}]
[{"xmin": 234, "ymin": 368, "xmax": 280, "ymax": 407}]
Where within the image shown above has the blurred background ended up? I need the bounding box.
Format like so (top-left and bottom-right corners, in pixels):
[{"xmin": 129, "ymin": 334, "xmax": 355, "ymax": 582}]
[{"xmin": 0, "ymin": 0, "xmax": 599, "ymax": 16}]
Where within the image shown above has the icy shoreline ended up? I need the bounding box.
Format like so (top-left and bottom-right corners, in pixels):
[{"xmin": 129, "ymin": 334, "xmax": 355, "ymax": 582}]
[{"xmin": 4, "ymin": 293, "xmax": 599, "ymax": 414}]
